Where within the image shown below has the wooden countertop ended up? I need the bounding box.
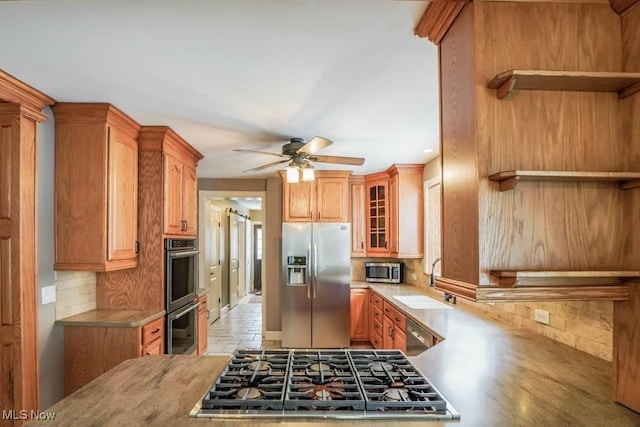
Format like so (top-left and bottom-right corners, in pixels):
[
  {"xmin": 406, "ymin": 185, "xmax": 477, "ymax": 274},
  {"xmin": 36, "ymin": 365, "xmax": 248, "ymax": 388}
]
[
  {"xmin": 55, "ymin": 309, "xmax": 165, "ymax": 327},
  {"xmin": 32, "ymin": 284, "xmax": 640, "ymax": 426}
]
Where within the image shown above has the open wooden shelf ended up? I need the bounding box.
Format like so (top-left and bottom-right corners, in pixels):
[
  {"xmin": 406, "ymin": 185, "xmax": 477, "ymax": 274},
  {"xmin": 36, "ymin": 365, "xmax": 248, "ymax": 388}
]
[
  {"xmin": 488, "ymin": 170, "xmax": 640, "ymax": 191},
  {"xmin": 487, "ymin": 70, "xmax": 640, "ymax": 100}
]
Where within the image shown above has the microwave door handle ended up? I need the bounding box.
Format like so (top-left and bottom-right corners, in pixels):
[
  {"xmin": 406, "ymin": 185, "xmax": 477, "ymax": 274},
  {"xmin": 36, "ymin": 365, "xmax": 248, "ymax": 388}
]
[
  {"xmin": 313, "ymin": 243, "xmax": 318, "ymax": 298},
  {"xmin": 306, "ymin": 244, "xmax": 312, "ymax": 299},
  {"xmin": 174, "ymin": 302, "xmax": 199, "ymax": 320}
]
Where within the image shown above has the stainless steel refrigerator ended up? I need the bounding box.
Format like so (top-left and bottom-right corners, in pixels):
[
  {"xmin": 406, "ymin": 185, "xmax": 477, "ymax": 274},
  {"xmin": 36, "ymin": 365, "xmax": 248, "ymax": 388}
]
[{"xmin": 281, "ymin": 222, "xmax": 351, "ymax": 348}]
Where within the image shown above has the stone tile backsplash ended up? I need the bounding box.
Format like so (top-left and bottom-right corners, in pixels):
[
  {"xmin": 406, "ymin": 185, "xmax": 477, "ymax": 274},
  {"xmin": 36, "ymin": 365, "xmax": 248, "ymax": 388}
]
[
  {"xmin": 55, "ymin": 271, "xmax": 97, "ymax": 320},
  {"xmin": 352, "ymin": 257, "xmax": 614, "ymax": 361}
]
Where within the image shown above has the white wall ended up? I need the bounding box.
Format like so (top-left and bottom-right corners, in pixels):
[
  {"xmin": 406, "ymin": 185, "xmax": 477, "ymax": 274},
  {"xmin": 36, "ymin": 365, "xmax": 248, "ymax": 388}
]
[{"xmin": 36, "ymin": 107, "xmax": 64, "ymax": 408}]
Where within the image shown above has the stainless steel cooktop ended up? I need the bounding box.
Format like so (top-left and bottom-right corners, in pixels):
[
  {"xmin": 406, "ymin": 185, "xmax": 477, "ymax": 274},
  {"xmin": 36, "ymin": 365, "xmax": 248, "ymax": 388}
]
[{"xmin": 190, "ymin": 349, "xmax": 460, "ymax": 420}]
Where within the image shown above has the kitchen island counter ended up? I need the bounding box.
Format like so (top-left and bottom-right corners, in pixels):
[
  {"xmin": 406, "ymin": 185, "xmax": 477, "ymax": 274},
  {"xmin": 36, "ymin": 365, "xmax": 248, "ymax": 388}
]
[{"xmin": 28, "ymin": 286, "xmax": 640, "ymax": 426}]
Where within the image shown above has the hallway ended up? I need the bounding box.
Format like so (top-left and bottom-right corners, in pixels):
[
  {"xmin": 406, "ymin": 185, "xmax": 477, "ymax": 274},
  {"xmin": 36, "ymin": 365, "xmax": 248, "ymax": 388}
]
[{"xmin": 206, "ymin": 294, "xmax": 279, "ymax": 354}]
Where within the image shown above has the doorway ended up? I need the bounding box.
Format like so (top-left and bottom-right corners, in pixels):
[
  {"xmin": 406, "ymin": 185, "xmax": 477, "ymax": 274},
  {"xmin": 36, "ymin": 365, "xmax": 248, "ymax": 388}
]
[
  {"xmin": 253, "ymin": 224, "xmax": 263, "ymax": 293},
  {"xmin": 198, "ymin": 191, "xmax": 264, "ymax": 323}
]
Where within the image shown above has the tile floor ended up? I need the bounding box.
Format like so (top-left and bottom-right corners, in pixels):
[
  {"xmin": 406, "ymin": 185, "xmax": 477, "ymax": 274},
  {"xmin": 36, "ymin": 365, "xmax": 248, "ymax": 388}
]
[{"xmin": 205, "ymin": 294, "xmax": 280, "ymax": 355}]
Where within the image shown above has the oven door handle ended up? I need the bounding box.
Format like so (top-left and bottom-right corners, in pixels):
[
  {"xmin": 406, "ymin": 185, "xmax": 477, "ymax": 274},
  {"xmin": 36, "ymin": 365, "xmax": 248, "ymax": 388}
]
[
  {"xmin": 174, "ymin": 302, "xmax": 199, "ymax": 320},
  {"xmin": 168, "ymin": 250, "xmax": 200, "ymax": 258}
]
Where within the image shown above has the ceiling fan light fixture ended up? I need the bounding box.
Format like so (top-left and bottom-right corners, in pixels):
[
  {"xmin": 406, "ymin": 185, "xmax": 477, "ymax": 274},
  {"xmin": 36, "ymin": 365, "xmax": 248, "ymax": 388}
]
[
  {"xmin": 286, "ymin": 165, "xmax": 299, "ymax": 183},
  {"xmin": 301, "ymin": 166, "xmax": 315, "ymax": 182}
]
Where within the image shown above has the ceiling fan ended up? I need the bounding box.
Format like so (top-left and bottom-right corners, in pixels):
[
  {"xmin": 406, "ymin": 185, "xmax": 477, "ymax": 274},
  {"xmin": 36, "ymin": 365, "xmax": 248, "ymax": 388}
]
[{"xmin": 233, "ymin": 137, "xmax": 365, "ymax": 174}]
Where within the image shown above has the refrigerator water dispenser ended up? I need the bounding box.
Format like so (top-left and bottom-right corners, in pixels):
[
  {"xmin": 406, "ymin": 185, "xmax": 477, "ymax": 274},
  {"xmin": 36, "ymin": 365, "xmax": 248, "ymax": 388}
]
[{"xmin": 286, "ymin": 256, "xmax": 307, "ymax": 285}]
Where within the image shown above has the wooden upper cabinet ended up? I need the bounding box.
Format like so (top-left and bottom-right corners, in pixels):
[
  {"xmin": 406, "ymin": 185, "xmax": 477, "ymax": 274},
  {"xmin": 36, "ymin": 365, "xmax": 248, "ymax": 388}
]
[
  {"xmin": 350, "ymin": 176, "xmax": 366, "ymax": 256},
  {"xmin": 139, "ymin": 127, "xmax": 203, "ymax": 237},
  {"xmin": 182, "ymin": 165, "xmax": 198, "ymax": 235},
  {"xmin": 280, "ymin": 171, "xmax": 351, "ymax": 222},
  {"xmin": 164, "ymin": 154, "xmax": 184, "ymax": 235},
  {"xmin": 388, "ymin": 165, "xmax": 424, "ymax": 258},
  {"xmin": 282, "ymin": 178, "xmax": 314, "ymax": 221},
  {"xmin": 316, "ymin": 174, "xmax": 349, "ymax": 222},
  {"xmin": 53, "ymin": 103, "xmax": 141, "ymax": 272},
  {"xmin": 107, "ymin": 125, "xmax": 139, "ymax": 262},
  {"xmin": 365, "ymin": 172, "xmax": 390, "ymax": 256}
]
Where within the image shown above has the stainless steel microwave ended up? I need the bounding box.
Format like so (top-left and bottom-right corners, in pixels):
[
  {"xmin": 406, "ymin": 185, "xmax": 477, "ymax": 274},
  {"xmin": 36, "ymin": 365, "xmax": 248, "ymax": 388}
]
[{"xmin": 365, "ymin": 262, "xmax": 403, "ymax": 284}]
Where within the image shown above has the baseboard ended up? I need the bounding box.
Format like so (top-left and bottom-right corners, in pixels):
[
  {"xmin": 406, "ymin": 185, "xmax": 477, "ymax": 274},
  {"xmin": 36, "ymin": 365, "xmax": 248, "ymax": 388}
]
[{"xmin": 263, "ymin": 330, "xmax": 281, "ymax": 341}]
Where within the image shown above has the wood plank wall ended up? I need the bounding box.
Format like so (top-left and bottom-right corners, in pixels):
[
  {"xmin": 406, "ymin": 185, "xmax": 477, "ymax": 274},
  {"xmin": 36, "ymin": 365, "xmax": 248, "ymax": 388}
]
[
  {"xmin": 439, "ymin": 3, "xmax": 480, "ymax": 285},
  {"xmin": 613, "ymin": 3, "xmax": 640, "ymax": 414},
  {"xmin": 473, "ymin": 3, "xmax": 636, "ymax": 284}
]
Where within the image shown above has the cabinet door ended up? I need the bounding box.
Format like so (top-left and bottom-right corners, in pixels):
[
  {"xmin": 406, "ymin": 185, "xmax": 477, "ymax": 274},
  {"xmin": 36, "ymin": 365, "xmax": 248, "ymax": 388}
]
[
  {"xmin": 197, "ymin": 296, "xmax": 208, "ymax": 355},
  {"xmin": 164, "ymin": 154, "xmax": 183, "ymax": 235},
  {"xmin": 107, "ymin": 126, "xmax": 138, "ymax": 261},
  {"xmin": 382, "ymin": 315, "xmax": 394, "ymax": 349},
  {"xmin": 141, "ymin": 339, "xmax": 163, "ymax": 357},
  {"xmin": 350, "ymin": 180, "xmax": 366, "ymax": 256},
  {"xmin": 316, "ymin": 176, "xmax": 348, "ymax": 222},
  {"xmin": 350, "ymin": 289, "xmax": 369, "ymax": 341},
  {"xmin": 394, "ymin": 327, "xmax": 406, "ymax": 353},
  {"xmin": 182, "ymin": 165, "xmax": 198, "ymax": 236},
  {"xmin": 366, "ymin": 180, "xmax": 390, "ymax": 255},
  {"xmin": 283, "ymin": 181, "xmax": 314, "ymax": 222},
  {"xmin": 388, "ymin": 172, "xmax": 399, "ymax": 255}
]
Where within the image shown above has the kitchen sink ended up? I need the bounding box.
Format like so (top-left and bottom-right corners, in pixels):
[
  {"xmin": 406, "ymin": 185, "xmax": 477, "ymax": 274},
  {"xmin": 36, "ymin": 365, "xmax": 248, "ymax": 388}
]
[{"xmin": 392, "ymin": 295, "xmax": 452, "ymax": 310}]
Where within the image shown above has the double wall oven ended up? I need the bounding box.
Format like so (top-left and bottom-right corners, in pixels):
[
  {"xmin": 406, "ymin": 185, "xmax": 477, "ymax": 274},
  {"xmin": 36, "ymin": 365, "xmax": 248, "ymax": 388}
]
[{"xmin": 165, "ymin": 238, "xmax": 199, "ymax": 354}]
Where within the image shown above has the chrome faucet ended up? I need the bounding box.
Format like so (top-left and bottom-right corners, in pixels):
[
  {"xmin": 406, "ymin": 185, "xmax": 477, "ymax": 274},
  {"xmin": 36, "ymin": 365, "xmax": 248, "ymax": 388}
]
[{"xmin": 429, "ymin": 257, "xmax": 441, "ymax": 287}]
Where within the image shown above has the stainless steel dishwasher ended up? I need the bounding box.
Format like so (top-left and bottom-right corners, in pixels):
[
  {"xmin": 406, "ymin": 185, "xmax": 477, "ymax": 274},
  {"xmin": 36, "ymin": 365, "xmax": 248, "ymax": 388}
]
[{"xmin": 405, "ymin": 318, "xmax": 436, "ymax": 356}]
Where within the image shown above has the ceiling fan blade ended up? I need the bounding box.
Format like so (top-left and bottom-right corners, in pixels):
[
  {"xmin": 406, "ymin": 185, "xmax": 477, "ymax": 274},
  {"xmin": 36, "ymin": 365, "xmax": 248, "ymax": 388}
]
[
  {"xmin": 233, "ymin": 149, "xmax": 288, "ymax": 158},
  {"xmin": 243, "ymin": 159, "xmax": 289, "ymax": 173},
  {"xmin": 311, "ymin": 154, "xmax": 365, "ymax": 166},
  {"xmin": 297, "ymin": 136, "xmax": 333, "ymax": 155}
]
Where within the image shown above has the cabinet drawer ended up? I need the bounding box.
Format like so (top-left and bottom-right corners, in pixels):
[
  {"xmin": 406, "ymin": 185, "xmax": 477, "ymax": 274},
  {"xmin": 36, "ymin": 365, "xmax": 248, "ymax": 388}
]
[
  {"xmin": 372, "ymin": 316, "xmax": 383, "ymax": 337},
  {"xmin": 370, "ymin": 292, "xmax": 383, "ymax": 310},
  {"xmin": 383, "ymin": 301, "xmax": 405, "ymax": 331},
  {"xmin": 371, "ymin": 331, "xmax": 384, "ymax": 349},
  {"xmin": 141, "ymin": 338, "xmax": 163, "ymax": 357},
  {"xmin": 371, "ymin": 305, "xmax": 383, "ymax": 323},
  {"xmin": 142, "ymin": 318, "xmax": 164, "ymax": 346}
]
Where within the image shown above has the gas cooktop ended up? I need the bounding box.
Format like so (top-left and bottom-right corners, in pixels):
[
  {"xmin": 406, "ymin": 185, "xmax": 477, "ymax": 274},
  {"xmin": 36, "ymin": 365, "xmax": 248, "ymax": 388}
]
[{"xmin": 190, "ymin": 349, "xmax": 460, "ymax": 420}]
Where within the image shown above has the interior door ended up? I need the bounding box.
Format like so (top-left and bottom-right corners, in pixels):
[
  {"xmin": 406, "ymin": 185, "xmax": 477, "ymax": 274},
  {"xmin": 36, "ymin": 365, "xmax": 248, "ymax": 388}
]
[
  {"xmin": 245, "ymin": 218, "xmax": 252, "ymax": 295},
  {"xmin": 229, "ymin": 214, "xmax": 239, "ymax": 308},
  {"xmin": 205, "ymin": 202, "xmax": 221, "ymax": 322},
  {"xmin": 253, "ymin": 224, "xmax": 262, "ymax": 292},
  {"xmin": 237, "ymin": 216, "xmax": 246, "ymax": 300}
]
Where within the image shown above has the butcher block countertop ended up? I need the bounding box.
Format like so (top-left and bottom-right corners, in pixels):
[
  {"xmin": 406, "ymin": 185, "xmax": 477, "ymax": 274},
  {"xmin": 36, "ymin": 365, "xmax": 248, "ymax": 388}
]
[
  {"xmin": 30, "ymin": 284, "xmax": 640, "ymax": 426},
  {"xmin": 55, "ymin": 309, "xmax": 165, "ymax": 328}
]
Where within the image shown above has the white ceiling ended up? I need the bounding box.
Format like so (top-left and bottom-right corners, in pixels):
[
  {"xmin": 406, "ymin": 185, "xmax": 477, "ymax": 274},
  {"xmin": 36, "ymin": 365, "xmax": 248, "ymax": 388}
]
[{"xmin": 0, "ymin": 0, "xmax": 439, "ymax": 178}]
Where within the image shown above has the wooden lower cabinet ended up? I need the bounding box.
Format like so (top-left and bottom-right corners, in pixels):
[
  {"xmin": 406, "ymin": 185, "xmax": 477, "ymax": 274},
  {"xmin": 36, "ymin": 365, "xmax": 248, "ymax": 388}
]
[
  {"xmin": 63, "ymin": 317, "xmax": 164, "ymax": 395},
  {"xmin": 367, "ymin": 291, "xmax": 407, "ymax": 352},
  {"xmin": 350, "ymin": 289, "xmax": 369, "ymax": 341},
  {"xmin": 197, "ymin": 295, "xmax": 209, "ymax": 355}
]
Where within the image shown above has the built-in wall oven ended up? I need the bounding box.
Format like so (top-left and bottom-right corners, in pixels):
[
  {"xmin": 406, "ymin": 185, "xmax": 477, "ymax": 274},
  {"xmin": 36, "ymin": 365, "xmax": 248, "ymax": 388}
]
[{"xmin": 165, "ymin": 238, "xmax": 199, "ymax": 354}]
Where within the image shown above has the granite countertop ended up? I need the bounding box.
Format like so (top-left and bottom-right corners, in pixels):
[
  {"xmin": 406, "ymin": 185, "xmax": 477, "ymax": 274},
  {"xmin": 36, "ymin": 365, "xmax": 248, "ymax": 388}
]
[
  {"xmin": 34, "ymin": 284, "xmax": 640, "ymax": 426},
  {"xmin": 197, "ymin": 287, "xmax": 210, "ymax": 297},
  {"xmin": 55, "ymin": 309, "xmax": 165, "ymax": 328}
]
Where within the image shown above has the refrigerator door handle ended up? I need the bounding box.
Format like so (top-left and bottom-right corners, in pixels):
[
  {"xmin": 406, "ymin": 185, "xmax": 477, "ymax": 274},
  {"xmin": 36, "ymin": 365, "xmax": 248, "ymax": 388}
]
[
  {"xmin": 306, "ymin": 243, "xmax": 312, "ymax": 299},
  {"xmin": 313, "ymin": 243, "xmax": 318, "ymax": 298}
]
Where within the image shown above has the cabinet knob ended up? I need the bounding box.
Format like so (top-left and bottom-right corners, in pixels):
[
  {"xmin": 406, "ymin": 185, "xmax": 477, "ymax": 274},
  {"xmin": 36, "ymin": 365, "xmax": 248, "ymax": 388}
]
[{"xmin": 151, "ymin": 328, "xmax": 160, "ymax": 334}]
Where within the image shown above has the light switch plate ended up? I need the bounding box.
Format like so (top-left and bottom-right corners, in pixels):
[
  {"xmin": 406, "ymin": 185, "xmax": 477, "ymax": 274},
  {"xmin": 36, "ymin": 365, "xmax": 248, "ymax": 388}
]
[
  {"xmin": 42, "ymin": 285, "xmax": 56, "ymax": 305},
  {"xmin": 534, "ymin": 309, "xmax": 550, "ymax": 325}
]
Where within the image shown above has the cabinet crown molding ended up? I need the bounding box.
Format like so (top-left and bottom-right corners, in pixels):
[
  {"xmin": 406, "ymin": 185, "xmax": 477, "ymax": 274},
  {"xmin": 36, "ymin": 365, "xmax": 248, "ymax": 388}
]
[
  {"xmin": 138, "ymin": 125, "xmax": 203, "ymax": 165},
  {"xmin": 52, "ymin": 103, "xmax": 141, "ymax": 139},
  {"xmin": 0, "ymin": 68, "xmax": 55, "ymax": 114}
]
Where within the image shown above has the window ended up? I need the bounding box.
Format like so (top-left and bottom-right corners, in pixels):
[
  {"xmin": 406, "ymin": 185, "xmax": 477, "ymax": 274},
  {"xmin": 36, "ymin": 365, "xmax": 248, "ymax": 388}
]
[{"xmin": 423, "ymin": 176, "xmax": 441, "ymax": 276}]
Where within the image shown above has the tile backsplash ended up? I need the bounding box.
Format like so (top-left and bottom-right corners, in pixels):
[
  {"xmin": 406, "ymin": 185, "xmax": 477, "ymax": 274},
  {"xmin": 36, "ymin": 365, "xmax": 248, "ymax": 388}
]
[
  {"xmin": 351, "ymin": 257, "xmax": 614, "ymax": 361},
  {"xmin": 55, "ymin": 271, "xmax": 97, "ymax": 320}
]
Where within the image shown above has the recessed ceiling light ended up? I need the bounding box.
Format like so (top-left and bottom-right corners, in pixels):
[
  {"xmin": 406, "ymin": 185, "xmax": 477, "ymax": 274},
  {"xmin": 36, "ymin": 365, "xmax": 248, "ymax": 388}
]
[{"xmin": 422, "ymin": 148, "xmax": 434, "ymax": 153}]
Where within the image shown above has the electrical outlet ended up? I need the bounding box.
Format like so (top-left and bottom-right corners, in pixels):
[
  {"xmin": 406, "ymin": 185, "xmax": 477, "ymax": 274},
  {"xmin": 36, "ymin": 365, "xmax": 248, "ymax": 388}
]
[
  {"xmin": 534, "ymin": 309, "xmax": 550, "ymax": 325},
  {"xmin": 41, "ymin": 285, "xmax": 56, "ymax": 305},
  {"xmin": 410, "ymin": 273, "xmax": 417, "ymax": 281}
]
